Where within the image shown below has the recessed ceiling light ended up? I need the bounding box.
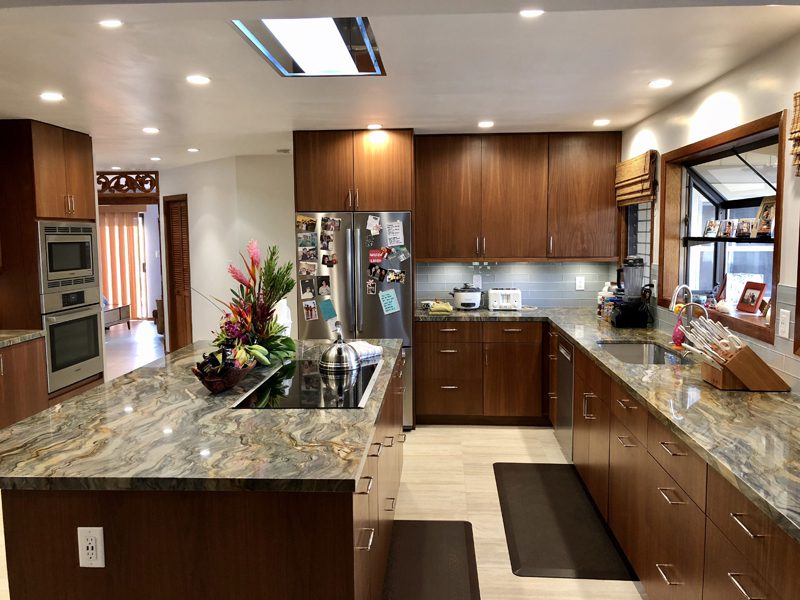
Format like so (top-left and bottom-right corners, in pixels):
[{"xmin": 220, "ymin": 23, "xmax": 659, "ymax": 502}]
[
  {"xmin": 367, "ymin": 123, "xmax": 382, "ymax": 130},
  {"xmin": 98, "ymin": 19, "xmax": 123, "ymax": 29},
  {"xmin": 142, "ymin": 127, "xmax": 159, "ymax": 134},
  {"xmin": 111, "ymin": 166, "xmax": 122, "ymax": 170},
  {"xmin": 519, "ymin": 9, "xmax": 545, "ymax": 18},
  {"xmin": 150, "ymin": 157, "xmax": 161, "ymax": 162},
  {"xmin": 187, "ymin": 148, "xmax": 199, "ymax": 153},
  {"xmin": 478, "ymin": 121, "xmax": 494, "ymax": 129},
  {"xmin": 593, "ymin": 119, "xmax": 611, "ymax": 127},
  {"xmin": 186, "ymin": 74, "xmax": 211, "ymax": 85},
  {"xmin": 649, "ymin": 78, "xmax": 673, "ymax": 89},
  {"xmin": 39, "ymin": 91, "xmax": 64, "ymax": 102}
]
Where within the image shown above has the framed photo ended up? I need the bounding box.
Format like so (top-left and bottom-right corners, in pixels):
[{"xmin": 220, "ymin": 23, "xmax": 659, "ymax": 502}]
[
  {"xmin": 703, "ymin": 220, "xmax": 720, "ymax": 237},
  {"xmin": 736, "ymin": 281, "xmax": 767, "ymax": 314},
  {"xmin": 717, "ymin": 219, "xmax": 737, "ymax": 238},
  {"xmin": 735, "ymin": 218, "xmax": 756, "ymax": 238},
  {"xmin": 755, "ymin": 196, "xmax": 776, "ymax": 238}
]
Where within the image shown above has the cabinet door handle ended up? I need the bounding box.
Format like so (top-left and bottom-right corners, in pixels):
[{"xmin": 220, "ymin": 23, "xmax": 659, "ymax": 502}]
[
  {"xmin": 727, "ymin": 572, "xmax": 766, "ymax": 600},
  {"xmin": 655, "ymin": 563, "xmax": 682, "ymax": 586},
  {"xmin": 439, "ymin": 328, "xmax": 458, "ymax": 332},
  {"xmin": 616, "ymin": 398, "xmax": 638, "ymax": 410},
  {"xmin": 355, "ymin": 187, "xmax": 359, "ymax": 208},
  {"xmin": 0, "ymin": 354, "xmax": 4, "ymax": 376},
  {"xmin": 347, "ymin": 188, "xmax": 353, "ymax": 208},
  {"xmin": 482, "ymin": 236, "xmax": 486, "ymax": 256},
  {"xmin": 385, "ymin": 497, "xmax": 397, "ymax": 512},
  {"xmin": 659, "ymin": 441, "xmax": 687, "ymax": 457},
  {"xmin": 383, "ymin": 436, "xmax": 394, "ymax": 448},
  {"xmin": 616, "ymin": 436, "xmax": 636, "ymax": 448},
  {"xmin": 64, "ymin": 195, "xmax": 70, "ymax": 215},
  {"xmin": 355, "ymin": 528, "xmax": 375, "ymax": 551},
  {"xmin": 439, "ymin": 349, "xmax": 458, "ymax": 353},
  {"xmin": 484, "ymin": 349, "xmax": 488, "ymax": 367},
  {"xmin": 503, "ymin": 328, "xmax": 523, "ymax": 333},
  {"xmin": 398, "ymin": 433, "xmax": 407, "ymax": 443},
  {"xmin": 729, "ymin": 513, "xmax": 764, "ymax": 539},
  {"xmin": 368, "ymin": 442, "xmax": 383, "ymax": 457},
  {"xmin": 582, "ymin": 392, "xmax": 597, "ymax": 420},
  {"xmin": 549, "ymin": 236, "xmax": 554, "ymax": 255},
  {"xmin": 356, "ymin": 476, "xmax": 373, "ymax": 495},
  {"xmin": 440, "ymin": 385, "xmax": 459, "ymax": 390},
  {"xmin": 475, "ymin": 236, "xmax": 480, "ymax": 257},
  {"xmin": 549, "ymin": 354, "xmax": 557, "ymax": 361},
  {"xmin": 657, "ymin": 487, "xmax": 686, "ymax": 506},
  {"xmin": 70, "ymin": 195, "xmax": 76, "ymax": 213}
]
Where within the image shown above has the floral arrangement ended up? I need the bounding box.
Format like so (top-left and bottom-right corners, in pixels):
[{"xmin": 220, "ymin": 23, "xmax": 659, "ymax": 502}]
[{"xmin": 193, "ymin": 241, "xmax": 295, "ymax": 390}]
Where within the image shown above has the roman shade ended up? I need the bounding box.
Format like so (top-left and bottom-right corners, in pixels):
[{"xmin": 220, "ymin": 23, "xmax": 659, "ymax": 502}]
[
  {"xmin": 615, "ymin": 150, "xmax": 659, "ymax": 206},
  {"xmin": 791, "ymin": 91, "xmax": 800, "ymax": 176}
]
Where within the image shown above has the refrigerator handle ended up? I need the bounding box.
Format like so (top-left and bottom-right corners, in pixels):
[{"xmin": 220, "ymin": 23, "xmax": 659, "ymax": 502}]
[
  {"xmin": 346, "ymin": 228, "xmax": 356, "ymax": 334},
  {"xmin": 354, "ymin": 227, "xmax": 364, "ymax": 335}
]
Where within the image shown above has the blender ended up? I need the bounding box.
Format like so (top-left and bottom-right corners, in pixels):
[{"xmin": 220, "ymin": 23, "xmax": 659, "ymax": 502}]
[{"xmin": 611, "ymin": 256, "xmax": 653, "ymax": 328}]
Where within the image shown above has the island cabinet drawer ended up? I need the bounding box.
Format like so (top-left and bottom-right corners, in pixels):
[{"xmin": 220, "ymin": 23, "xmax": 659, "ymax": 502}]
[
  {"xmin": 609, "ymin": 379, "xmax": 647, "ymax": 444},
  {"xmin": 414, "ymin": 321, "xmax": 482, "ymax": 343},
  {"xmin": 481, "ymin": 321, "xmax": 542, "ymax": 343},
  {"xmin": 647, "ymin": 413, "xmax": 707, "ymax": 512}
]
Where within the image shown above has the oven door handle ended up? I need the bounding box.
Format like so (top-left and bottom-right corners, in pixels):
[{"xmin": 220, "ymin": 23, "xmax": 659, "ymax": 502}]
[{"xmin": 45, "ymin": 305, "xmax": 100, "ymax": 324}]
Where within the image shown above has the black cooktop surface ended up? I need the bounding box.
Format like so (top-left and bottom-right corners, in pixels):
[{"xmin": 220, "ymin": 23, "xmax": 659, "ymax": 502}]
[{"xmin": 233, "ymin": 359, "xmax": 380, "ymax": 409}]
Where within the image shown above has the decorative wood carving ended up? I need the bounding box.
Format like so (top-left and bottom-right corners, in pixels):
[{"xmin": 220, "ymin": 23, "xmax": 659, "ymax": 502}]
[{"xmin": 97, "ymin": 171, "xmax": 159, "ymax": 199}]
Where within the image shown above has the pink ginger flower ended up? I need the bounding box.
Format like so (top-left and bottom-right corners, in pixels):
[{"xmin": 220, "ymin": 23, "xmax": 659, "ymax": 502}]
[
  {"xmin": 247, "ymin": 239, "xmax": 261, "ymax": 265},
  {"xmin": 228, "ymin": 264, "xmax": 250, "ymax": 286}
]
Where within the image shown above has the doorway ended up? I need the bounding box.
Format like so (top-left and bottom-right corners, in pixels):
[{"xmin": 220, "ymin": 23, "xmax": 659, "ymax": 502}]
[{"xmin": 163, "ymin": 194, "xmax": 193, "ymax": 352}]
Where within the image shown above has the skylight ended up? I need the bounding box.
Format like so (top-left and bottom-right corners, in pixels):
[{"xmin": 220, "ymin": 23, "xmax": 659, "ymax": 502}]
[
  {"xmin": 232, "ymin": 17, "xmax": 384, "ymax": 78},
  {"xmin": 690, "ymin": 143, "xmax": 778, "ymax": 201}
]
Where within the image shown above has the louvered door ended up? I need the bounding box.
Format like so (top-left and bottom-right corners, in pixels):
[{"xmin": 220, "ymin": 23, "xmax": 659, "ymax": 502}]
[{"xmin": 164, "ymin": 195, "xmax": 193, "ymax": 352}]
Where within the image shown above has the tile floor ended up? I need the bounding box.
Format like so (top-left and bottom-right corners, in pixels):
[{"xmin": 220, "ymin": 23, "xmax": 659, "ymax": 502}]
[
  {"xmin": 103, "ymin": 319, "xmax": 165, "ymax": 381},
  {"xmin": 394, "ymin": 425, "xmax": 647, "ymax": 600}
]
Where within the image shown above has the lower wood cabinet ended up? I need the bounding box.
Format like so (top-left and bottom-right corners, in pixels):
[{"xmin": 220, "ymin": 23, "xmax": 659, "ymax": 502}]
[
  {"xmin": 0, "ymin": 338, "xmax": 48, "ymax": 429},
  {"xmin": 415, "ymin": 342, "xmax": 483, "ymax": 416},
  {"xmin": 547, "ymin": 328, "xmax": 558, "ymax": 425},
  {"xmin": 483, "ymin": 342, "xmax": 542, "ymax": 417}
]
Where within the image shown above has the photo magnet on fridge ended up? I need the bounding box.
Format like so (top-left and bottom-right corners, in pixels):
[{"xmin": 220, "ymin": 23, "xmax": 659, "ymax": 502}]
[
  {"xmin": 369, "ymin": 249, "xmax": 384, "ymax": 264},
  {"xmin": 316, "ymin": 276, "xmax": 331, "ymax": 296},
  {"xmin": 296, "ymin": 215, "xmax": 317, "ymax": 232},
  {"xmin": 298, "ymin": 262, "xmax": 318, "ymax": 276},
  {"xmin": 299, "ymin": 278, "xmax": 316, "ymax": 299},
  {"xmin": 366, "ymin": 279, "xmax": 377, "ymax": 295},
  {"xmin": 296, "ymin": 232, "xmax": 317, "ymax": 248},
  {"xmin": 321, "ymin": 217, "xmax": 341, "ymax": 232},
  {"xmin": 318, "ymin": 298, "xmax": 337, "ymax": 322},
  {"xmin": 303, "ymin": 300, "xmax": 319, "ymax": 321},
  {"xmin": 393, "ymin": 246, "xmax": 411, "ymax": 263},
  {"xmin": 366, "ymin": 215, "xmax": 382, "ymax": 235},
  {"xmin": 387, "ymin": 269, "xmax": 406, "ymax": 284},
  {"xmin": 298, "ymin": 246, "xmax": 318, "ymax": 261},
  {"xmin": 321, "ymin": 253, "xmax": 338, "ymax": 267},
  {"xmin": 320, "ymin": 233, "xmax": 334, "ymax": 251}
]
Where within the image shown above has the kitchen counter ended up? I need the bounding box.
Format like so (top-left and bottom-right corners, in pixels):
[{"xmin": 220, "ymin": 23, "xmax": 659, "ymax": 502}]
[
  {"xmin": 0, "ymin": 330, "xmax": 43, "ymax": 349},
  {"xmin": 0, "ymin": 339, "xmax": 401, "ymax": 493},
  {"xmin": 416, "ymin": 307, "xmax": 800, "ymax": 542}
]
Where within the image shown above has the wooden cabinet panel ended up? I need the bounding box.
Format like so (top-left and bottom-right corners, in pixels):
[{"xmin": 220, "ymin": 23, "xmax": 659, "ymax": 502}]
[
  {"xmin": 415, "ymin": 135, "xmax": 482, "ymax": 260},
  {"xmin": 547, "ymin": 329, "xmax": 558, "ymax": 425},
  {"xmin": 482, "ymin": 321, "xmax": 541, "ymax": 343},
  {"xmin": 643, "ymin": 457, "xmax": 705, "ymax": 600},
  {"xmin": 414, "ymin": 321, "xmax": 482, "ymax": 344},
  {"xmin": 353, "ymin": 129, "xmax": 413, "ymax": 211},
  {"xmin": 647, "ymin": 413, "xmax": 707, "ymax": 511},
  {"xmin": 481, "ymin": 134, "xmax": 549, "ymax": 258},
  {"xmin": 585, "ymin": 389, "xmax": 611, "ymax": 520},
  {"xmin": 62, "ymin": 129, "xmax": 96, "ymax": 220},
  {"xmin": 0, "ymin": 339, "xmax": 48, "ymax": 429},
  {"xmin": 608, "ymin": 416, "xmax": 650, "ymax": 577},
  {"xmin": 31, "ymin": 120, "xmax": 69, "ymax": 219},
  {"xmin": 483, "ymin": 342, "xmax": 542, "ymax": 417},
  {"xmin": 609, "ymin": 379, "xmax": 647, "ymax": 444},
  {"xmin": 547, "ymin": 133, "xmax": 620, "ymax": 259},
  {"xmin": 415, "ymin": 342, "xmax": 483, "ymax": 416},
  {"xmin": 294, "ymin": 130, "xmax": 354, "ymax": 212},
  {"xmin": 572, "ymin": 372, "xmax": 591, "ymax": 482},
  {"xmin": 703, "ymin": 518, "xmax": 776, "ymax": 600}
]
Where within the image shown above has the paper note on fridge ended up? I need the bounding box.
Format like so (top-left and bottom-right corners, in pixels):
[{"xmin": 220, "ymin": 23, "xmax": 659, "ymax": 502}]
[
  {"xmin": 379, "ymin": 289, "xmax": 400, "ymax": 315},
  {"xmin": 366, "ymin": 215, "xmax": 382, "ymax": 235},
  {"xmin": 319, "ymin": 298, "xmax": 337, "ymax": 322},
  {"xmin": 385, "ymin": 221, "xmax": 404, "ymax": 247}
]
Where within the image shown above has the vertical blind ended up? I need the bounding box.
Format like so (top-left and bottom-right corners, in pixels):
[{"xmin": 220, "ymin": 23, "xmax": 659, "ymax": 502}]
[{"xmin": 99, "ymin": 212, "xmax": 146, "ymax": 320}]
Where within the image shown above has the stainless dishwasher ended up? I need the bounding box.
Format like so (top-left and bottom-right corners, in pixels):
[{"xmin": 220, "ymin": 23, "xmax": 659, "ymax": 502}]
[{"xmin": 555, "ymin": 339, "xmax": 574, "ymax": 460}]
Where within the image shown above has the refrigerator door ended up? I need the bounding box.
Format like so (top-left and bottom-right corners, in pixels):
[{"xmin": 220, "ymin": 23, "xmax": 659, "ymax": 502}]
[
  {"xmin": 353, "ymin": 212, "xmax": 412, "ymax": 346},
  {"xmin": 296, "ymin": 212, "xmax": 355, "ymax": 340}
]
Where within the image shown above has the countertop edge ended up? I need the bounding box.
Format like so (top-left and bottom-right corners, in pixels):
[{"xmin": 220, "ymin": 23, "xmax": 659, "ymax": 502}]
[{"xmin": 0, "ymin": 330, "xmax": 44, "ymax": 349}]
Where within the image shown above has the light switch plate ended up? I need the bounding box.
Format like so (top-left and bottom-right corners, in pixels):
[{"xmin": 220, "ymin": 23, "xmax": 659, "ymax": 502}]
[
  {"xmin": 473, "ymin": 274, "xmax": 482, "ymax": 289},
  {"xmin": 778, "ymin": 309, "xmax": 791, "ymax": 339},
  {"xmin": 575, "ymin": 276, "xmax": 585, "ymax": 291}
]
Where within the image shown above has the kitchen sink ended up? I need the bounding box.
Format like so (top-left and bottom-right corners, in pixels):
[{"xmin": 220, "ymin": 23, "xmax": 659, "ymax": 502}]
[{"xmin": 597, "ymin": 341, "xmax": 689, "ymax": 365}]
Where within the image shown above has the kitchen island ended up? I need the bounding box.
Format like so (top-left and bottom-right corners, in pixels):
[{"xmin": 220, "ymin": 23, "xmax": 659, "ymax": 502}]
[{"xmin": 0, "ymin": 338, "xmax": 404, "ymax": 600}]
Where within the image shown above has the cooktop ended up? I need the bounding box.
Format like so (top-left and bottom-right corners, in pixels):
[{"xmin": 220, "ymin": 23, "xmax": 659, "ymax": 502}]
[{"xmin": 232, "ymin": 359, "xmax": 381, "ymax": 410}]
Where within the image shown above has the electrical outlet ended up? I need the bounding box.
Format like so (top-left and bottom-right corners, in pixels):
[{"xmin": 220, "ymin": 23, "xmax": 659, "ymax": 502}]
[
  {"xmin": 77, "ymin": 527, "xmax": 105, "ymax": 568},
  {"xmin": 575, "ymin": 276, "xmax": 585, "ymax": 291},
  {"xmin": 778, "ymin": 309, "xmax": 791, "ymax": 339}
]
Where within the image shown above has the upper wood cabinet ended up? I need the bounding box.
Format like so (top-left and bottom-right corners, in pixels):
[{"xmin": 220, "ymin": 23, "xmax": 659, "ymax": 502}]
[
  {"xmin": 30, "ymin": 120, "xmax": 97, "ymax": 220},
  {"xmin": 293, "ymin": 129, "xmax": 413, "ymax": 212},
  {"xmin": 547, "ymin": 133, "xmax": 620, "ymax": 259},
  {"xmin": 415, "ymin": 135, "xmax": 482, "ymax": 260}
]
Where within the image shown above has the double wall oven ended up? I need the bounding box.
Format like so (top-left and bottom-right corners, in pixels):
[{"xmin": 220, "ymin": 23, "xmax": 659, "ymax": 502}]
[{"xmin": 39, "ymin": 221, "xmax": 103, "ymax": 393}]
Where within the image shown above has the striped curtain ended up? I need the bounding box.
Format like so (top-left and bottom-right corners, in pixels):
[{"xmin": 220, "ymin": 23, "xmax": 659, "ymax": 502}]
[{"xmin": 99, "ymin": 212, "xmax": 146, "ymax": 319}]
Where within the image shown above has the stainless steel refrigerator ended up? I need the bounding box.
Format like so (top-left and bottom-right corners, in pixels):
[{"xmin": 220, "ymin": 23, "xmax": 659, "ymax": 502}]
[{"xmin": 295, "ymin": 211, "xmax": 414, "ymax": 428}]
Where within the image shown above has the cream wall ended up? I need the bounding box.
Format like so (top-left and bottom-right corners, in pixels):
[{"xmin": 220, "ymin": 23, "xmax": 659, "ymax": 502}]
[
  {"xmin": 622, "ymin": 31, "xmax": 800, "ymax": 288},
  {"xmin": 158, "ymin": 155, "xmax": 296, "ymax": 346}
]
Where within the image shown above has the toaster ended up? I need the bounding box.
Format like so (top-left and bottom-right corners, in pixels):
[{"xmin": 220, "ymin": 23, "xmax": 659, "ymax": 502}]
[{"xmin": 488, "ymin": 288, "xmax": 522, "ymax": 311}]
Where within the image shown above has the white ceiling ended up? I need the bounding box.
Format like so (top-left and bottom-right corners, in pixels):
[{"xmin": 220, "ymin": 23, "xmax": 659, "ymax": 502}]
[{"xmin": 1, "ymin": 1, "xmax": 799, "ymax": 170}]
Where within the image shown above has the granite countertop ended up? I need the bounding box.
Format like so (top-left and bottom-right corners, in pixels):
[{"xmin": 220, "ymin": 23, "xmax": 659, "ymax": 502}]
[
  {"xmin": 0, "ymin": 330, "xmax": 44, "ymax": 349},
  {"xmin": 417, "ymin": 307, "xmax": 800, "ymax": 543},
  {"xmin": 0, "ymin": 339, "xmax": 401, "ymax": 493}
]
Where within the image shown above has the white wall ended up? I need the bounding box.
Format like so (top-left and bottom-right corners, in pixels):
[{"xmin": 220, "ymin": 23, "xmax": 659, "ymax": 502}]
[
  {"xmin": 142, "ymin": 204, "xmax": 162, "ymax": 316},
  {"xmin": 159, "ymin": 155, "xmax": 296, "ymax": 346},
  {"xmin": 622, "ymin": 31, "xmax": 800, "ymax": 288}
]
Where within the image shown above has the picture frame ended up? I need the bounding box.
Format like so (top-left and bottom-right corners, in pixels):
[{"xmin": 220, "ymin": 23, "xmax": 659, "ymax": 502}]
[
  {"xmin": 703, "ymin": 219, "xmax": 720, "ymax": 237},
  {"xmin": 755, "ymin": 196, "xmax": 776, "ymax": 238},
  {"xmin": 736, "ymin": 281, "xmax": 767, "ymax": 314},
  {"xmin": 717, "ymin": 219, "xmax": 737, "ymax": 238}
]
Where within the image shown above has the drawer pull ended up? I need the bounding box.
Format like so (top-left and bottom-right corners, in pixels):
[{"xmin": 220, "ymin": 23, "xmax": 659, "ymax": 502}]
[
  {"xmin": 383, "ymin": 435, "xmax": 395, "ymax": 448},
  {"xmin": 355, "ymin": 527, "xmax": 375, "ymax": 551},
  {"xmin": 727, "ymin": 573, "xmax": 766, "ymax": 600},
  {"xmin": 616, "ymin": 436, "xmax": 636, "ymax": 448},
  {"xmin": 730, "ymin": 513, "xmax": 765, "ymax": 539},
  {"xmin": 503, "ymin": 328, "xmax": 523, "ymax": 332},
  {"xmin": 356, "ymin": 476, "xmax": 374, "ymax": 496},
  {"xmin": 440, "ymin": 385, "xmax": 459, "ymax": 390},
  {"xmin": 659, "ymin": 441, "xmax": 688, "ymax": 457},
  {"xmin": 439, "ymin": 328, "xmax": 458, "ymax": 332},
  {"xmin": 655, "ymin": 563, "xmax": 683, "ymax": 586},
  {"xmin": 582, "ymin": 393, "xmax": 597, "ymax": 420},
  {"xmin": 616, "ymin": 398, "xmax": 638, "ymax": 410},
  {"xmin": 657, "ymin": 487, "xmax": 686, "ymax": 506},
  {"xmin": 549, "ymin": 354, "xmax": 557, "ymax": 361},
  {"xmin": 398, "ymin": 433, "xmax": 407, "ymax": 443},
  {"xmin": 439, "ymin": 349, "xmax": 458, "ymax": 353},
  {"xmin": 385, "ymin": 497, "xmax": 397, "ymax": 512},
  {"xmin": 368, "ymin": 442, "xmax": 383, "ymax": 457}
]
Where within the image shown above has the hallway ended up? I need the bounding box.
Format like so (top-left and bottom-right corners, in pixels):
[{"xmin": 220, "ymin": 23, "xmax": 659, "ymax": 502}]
[{"xmin": 103, "ymin": 320, "xmax": 165, "ymax": 381}]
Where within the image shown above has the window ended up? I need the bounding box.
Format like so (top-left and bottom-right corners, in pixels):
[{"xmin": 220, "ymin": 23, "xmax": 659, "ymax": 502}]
[{"xmin": 626, "ymin": 203, "xmax": 652, "ymax": 285}]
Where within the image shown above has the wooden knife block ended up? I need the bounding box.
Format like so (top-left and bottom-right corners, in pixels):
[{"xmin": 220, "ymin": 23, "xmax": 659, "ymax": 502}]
[{"xmin": 701, "ymin": 346, "xmax": 790, "ymax": 392}]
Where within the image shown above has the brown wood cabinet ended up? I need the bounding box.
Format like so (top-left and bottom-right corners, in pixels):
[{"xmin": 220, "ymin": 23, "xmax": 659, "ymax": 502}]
[
  {"xmin": 62, "ymin": 129, "xmax": 97, "ymax": 219},
  {"xmin": 647, "ymin": 413, "xmax": 707, "ymax": 511},
  {"xmin": 0, "ymin": 339, "xmax": 48, "ymax": 430},
  {"xmin": 547, "ymin": 133, "xmax": 619, "ymax": 259},
  {"xmin": 415, "ymin": 342, "xmax": 483, "ymax": 417},
  {"xmin": 294, "ymin": 129, "xmax": 413, "ymax": 212},
  {"xmin": 483, "ymin": 341, "xmax": 542, "ymax": 417},
  {"xmin": 547, "ymin": 328, "xmax": 558, "ymax": 425}
]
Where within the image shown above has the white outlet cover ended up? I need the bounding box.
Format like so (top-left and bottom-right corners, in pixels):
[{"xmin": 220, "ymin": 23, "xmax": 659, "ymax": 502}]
[
  {"xmin": 575, "ymin": 276, "xmax": 585, "ymax": 291},
  {"xmin": 473, "ymin": 274, "xmax": 482, "ymax": 289},
  {"xmin": 78, "ymin": 527, "xmax": 105, "ymax": 568},
  {"xmin": 778, "ymin": 309, "xmax": 791, "ymax": 339}
]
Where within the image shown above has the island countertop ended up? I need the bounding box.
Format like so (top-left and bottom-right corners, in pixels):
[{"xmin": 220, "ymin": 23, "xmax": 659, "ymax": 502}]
[
  {"xmin": 417, "ymin": 307, "xmax": 800, "ymax": 543},
  {"xmin": 0, "ymin": 330, "xmax": 44, "ymax": 349},
  {"xmin": 0, "ymin": 339, "xmax": 401, "ymax": 493}
]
